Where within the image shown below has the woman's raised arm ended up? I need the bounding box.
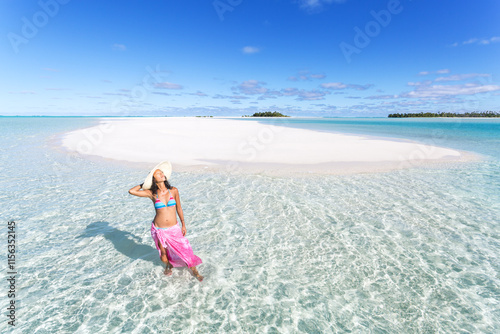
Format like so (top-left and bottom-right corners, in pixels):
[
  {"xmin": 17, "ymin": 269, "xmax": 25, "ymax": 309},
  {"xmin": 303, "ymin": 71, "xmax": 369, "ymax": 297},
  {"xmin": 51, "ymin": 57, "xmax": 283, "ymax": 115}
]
[{"xmin": 129, "ymin": 184, "xmax": 151, "ymax": 198}]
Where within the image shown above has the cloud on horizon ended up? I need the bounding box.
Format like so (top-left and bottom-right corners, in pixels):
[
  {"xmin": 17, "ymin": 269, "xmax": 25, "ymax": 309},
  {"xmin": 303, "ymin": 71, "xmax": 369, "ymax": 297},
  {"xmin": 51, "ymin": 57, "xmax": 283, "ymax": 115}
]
[
  {"xmin": 367, "ymin": 70, "xmax": 499, "ymax": 101},
  {"xmin": 213, "ymin": 94, "xmax": 250, "ymax": 100},
  {"xmin": 449, "ymin": 36, "xmax": 500, "ymax": 47},
  {"xmin": 9, "ymin": 91, "xmax": 36, "ymax": 94},
  {"xmin": 154, "ymin": 82, "xmax": 183, "ymax": 90},
  {"xmin": 231, "ymin": 79, "xmax": 334, "ymax": 101},
  {"xmin": 400, "ymin": 83, "xmax": 500, "ymax": 99},
  {"xmin": 365, "ymin": 94, "xmax": 398, "ymax": 100},
  {"xmin": 190, "ymin": 91, "xmax": 208, "ymax": 97},
  {"xmin": 367, "ymin": 82, "xmax": 500, "ymax": 100},
  {"xmin": 228, "ymin": 78, "xmax": 375, "ymax": 102},
  {"xmin": 321, "ymin": 82, "xmax": 373, "ymax": 90}
]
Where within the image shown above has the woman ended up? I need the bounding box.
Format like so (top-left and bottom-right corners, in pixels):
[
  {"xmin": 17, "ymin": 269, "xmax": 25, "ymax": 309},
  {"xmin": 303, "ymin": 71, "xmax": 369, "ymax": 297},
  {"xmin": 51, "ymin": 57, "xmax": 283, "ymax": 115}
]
[{"xmin": 129, "ymin": 161, "xmax": 203, "ymax": 281}]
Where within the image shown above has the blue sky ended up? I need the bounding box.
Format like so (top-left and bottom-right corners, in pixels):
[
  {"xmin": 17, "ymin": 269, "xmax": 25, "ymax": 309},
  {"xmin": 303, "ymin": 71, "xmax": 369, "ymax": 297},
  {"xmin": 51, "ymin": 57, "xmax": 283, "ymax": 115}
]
[{"xmin": 1, "ymin": 0, "xmax": 499, "ymax": 116}]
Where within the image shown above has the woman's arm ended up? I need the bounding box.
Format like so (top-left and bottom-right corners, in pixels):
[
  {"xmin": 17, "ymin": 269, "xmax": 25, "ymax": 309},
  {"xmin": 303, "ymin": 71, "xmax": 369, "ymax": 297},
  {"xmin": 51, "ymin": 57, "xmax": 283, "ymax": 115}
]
[
  {"xmin": 174, "ymin": 187, "xmax": 187, "ymax": 235},
  {"xmin": 128, "ymin": 184, "xmax": 151, "ymax": 198}
]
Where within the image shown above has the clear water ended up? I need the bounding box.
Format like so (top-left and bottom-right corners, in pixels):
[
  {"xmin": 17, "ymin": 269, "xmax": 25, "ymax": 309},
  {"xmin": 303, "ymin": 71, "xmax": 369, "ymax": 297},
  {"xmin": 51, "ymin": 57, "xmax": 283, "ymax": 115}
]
[
  {"xmin": 1, "ymin": 117, "xmax": 499, "ymax": 333},
  {"xmin": 239, "ymin": 117, "xmax": 500, "ymax": 159}
]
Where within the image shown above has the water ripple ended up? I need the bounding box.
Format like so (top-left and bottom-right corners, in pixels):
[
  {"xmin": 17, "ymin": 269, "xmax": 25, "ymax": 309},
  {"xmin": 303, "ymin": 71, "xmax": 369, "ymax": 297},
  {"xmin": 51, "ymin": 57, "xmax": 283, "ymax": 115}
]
[{"xmin": 1, "ymin": 118, "xmax": 499, "ymax": 333}]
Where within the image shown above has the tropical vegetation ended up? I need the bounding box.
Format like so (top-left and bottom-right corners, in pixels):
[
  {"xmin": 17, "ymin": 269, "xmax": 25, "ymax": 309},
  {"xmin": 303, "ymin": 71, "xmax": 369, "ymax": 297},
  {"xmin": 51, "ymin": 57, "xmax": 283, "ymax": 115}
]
[
  {"xmin": 243, "ymin": 111, "xmax": 289, "ymax": 117},
  {"xmin": 388, "ymin": 111, "xmax": 499, "ymax": 118}
]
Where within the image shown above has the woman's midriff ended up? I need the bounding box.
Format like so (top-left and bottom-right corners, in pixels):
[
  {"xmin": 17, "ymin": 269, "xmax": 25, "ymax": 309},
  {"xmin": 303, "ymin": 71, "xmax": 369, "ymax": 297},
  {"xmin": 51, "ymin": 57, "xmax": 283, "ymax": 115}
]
[{"xmin": 153, "ymin": 210, "xmax": 177, "ymax": 229}]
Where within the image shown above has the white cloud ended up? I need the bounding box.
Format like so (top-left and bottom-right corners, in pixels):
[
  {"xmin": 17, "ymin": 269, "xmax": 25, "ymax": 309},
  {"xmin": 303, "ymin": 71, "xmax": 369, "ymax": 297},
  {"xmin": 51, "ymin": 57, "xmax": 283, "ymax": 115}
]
[
  {"xmin": 280, "ymin": 88, "xmax": 329, "ymax": 101},
  {"xmin": 190, "ymin": 91, "xmax": 208, "ymax": 97},
  {"xmin": 9, "ymin": 91, "xmax": 36, "ymax": 94},
  {"xmin": 154, "ymin": 82, "xmax": 183, "ymax": 90},
  {"xmin": 450, "ymin": 36, "xmax": 500, "ymax": 47},
  {"xmin": 112, "ymin": 44, "xmax": 127, "ymax": 51},
  {"xmin": 242, "ymin": 46, "xmax": 260, "ymax": 54},
  {"xmin": 401, "ymin": 83, "xmax": 500, "ymax": 98},
  {"xmin": 287, "ymin": 71, "xmax": 326, "ymax": 81},
  {"xmin": 230, "ymin": 80, "xmax": 331, "ymax": 101},
  {"xmin": 418, "ymin": 69, "xmax": 450, "ymax": 76},
  {"xmin": 213, "ymin": 94, "xmax": 249, "ymax": 100},
  {"xmin": 374, "ymin": 72, "xmax": 498, "ymax": 101},
  {"xmin": 463, "ymin": 38, "xmax": 478, "ymax": 45},
  {"xmin": 407, "ymin": 80, "xmax": 433, "ymax": 86},
  {"xmin": 436, "ymin": 69, "xmax": 450, "ymax": 74},
  {"xmin": 310, "ymin": 74, "xmax": 326, "ymax": 79},
  {"xmin": 435, "ymin": 73, "xmax": 490, "ymax": 82},
  {"xmin": 321, "ymin": 82, "xmax": 372, "ymax": 90},
  {"xmin": 299, "ymin": 0, "xmax": 346, "ymax": 12},
  {"xmin": 321, "ymin": 82, "xmax": 347, "ymax": 89},
  {"xmin": 103, "ymin": 92, "xmax": 129, "ymax": 96},
  {"xmin": 365, "ymin": 95, "xmax": 398, "ymax": 100},
  {"xmin": 296, "ymin": 90, "xmax": 328, "ymax": 101},
  {"xmin": 233, "ymin": 80, "xmax": 268, "ymax": 95}
]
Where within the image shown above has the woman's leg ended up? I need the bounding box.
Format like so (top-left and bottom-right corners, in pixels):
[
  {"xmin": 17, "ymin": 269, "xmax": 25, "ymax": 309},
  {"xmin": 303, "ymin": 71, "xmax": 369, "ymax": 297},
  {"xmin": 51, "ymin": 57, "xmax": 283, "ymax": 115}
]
[
  {"xmin": 157, "ymin": 240, "xmax": 173, "ymax": 276},
  {"xmin": 190, "ymin": 266, "xmax": 203, "ymax": 281}
]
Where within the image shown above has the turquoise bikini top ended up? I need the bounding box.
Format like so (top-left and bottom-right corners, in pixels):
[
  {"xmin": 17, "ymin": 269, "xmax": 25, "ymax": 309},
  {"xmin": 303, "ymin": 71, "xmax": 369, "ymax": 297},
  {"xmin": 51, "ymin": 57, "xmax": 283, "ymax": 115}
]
[{"xmin": 154, "ymin": 189, "xmax": 176, "ymax": 209}]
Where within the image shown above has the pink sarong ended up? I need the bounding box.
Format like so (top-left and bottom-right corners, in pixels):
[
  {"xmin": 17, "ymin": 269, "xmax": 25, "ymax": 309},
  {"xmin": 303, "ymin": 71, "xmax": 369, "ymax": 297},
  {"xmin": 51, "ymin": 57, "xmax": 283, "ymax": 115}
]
[{"xmin": 150, "ymin": 222, "xmax": 202, "ymax": 268}]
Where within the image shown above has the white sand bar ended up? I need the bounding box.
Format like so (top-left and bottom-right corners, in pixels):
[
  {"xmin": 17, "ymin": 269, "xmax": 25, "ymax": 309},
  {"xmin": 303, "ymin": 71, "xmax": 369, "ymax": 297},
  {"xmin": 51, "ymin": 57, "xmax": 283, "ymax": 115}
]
[{"xmin": 60, "ymin": 117, "xmax": 475, "ymax": 175}]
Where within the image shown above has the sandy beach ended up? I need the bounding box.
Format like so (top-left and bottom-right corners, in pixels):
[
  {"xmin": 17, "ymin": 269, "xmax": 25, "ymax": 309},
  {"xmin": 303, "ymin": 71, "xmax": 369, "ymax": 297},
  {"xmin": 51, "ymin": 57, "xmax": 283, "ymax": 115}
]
[{"xmin": 60, "ymin": 117, "xmax": 474, "ymax": 175}]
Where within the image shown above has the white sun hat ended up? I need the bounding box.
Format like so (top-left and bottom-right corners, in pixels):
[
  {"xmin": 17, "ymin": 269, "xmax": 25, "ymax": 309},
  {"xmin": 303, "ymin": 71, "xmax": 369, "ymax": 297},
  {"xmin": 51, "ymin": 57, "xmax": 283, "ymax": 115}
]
[{"xmin": 142, "ymin": 161, "xmax": 172, "ymax": 190}]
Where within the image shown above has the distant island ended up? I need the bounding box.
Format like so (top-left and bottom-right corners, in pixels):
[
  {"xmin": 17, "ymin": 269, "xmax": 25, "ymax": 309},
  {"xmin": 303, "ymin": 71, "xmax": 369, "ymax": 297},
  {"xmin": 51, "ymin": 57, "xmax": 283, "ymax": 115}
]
[
  {"xmin": 388, "ymin": 111, "xmax": 500, "ymax": 118},
  {"xmin": 243, "ymin": 111, "xmax": 289, "ymax": 117}
]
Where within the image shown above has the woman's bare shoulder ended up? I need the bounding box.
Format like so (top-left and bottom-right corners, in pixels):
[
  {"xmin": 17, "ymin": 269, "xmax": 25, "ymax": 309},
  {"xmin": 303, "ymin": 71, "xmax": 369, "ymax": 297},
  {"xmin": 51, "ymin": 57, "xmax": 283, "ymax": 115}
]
[{"xmin": 171, "ymin": 187, "xmax": 180, "ymax": 196}]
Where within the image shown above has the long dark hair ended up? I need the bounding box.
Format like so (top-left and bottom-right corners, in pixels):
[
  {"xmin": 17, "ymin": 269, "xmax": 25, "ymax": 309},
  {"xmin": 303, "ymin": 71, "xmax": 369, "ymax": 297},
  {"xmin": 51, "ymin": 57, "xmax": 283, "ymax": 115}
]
[{"xmin": 150, "ymin": 176, "xmax": 173, "ymax": 196}]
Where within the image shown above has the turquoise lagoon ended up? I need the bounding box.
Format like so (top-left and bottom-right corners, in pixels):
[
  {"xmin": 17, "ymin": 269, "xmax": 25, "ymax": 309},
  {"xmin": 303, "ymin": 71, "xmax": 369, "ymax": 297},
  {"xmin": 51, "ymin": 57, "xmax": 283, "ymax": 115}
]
[{"xmin": 0, "ymin": 117, "xmax": 499, "ymax": 333}]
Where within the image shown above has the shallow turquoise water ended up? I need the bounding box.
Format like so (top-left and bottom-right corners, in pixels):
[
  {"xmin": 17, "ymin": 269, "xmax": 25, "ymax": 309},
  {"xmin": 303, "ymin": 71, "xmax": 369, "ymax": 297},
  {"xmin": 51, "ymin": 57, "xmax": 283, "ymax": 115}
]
[
  {"xmin": 0, "ymin": 117, "xmax": 499, "ymax": 333},
  {"xmin": 240, "ymin": 117, "xmax": 500, "ymax": 159}
]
